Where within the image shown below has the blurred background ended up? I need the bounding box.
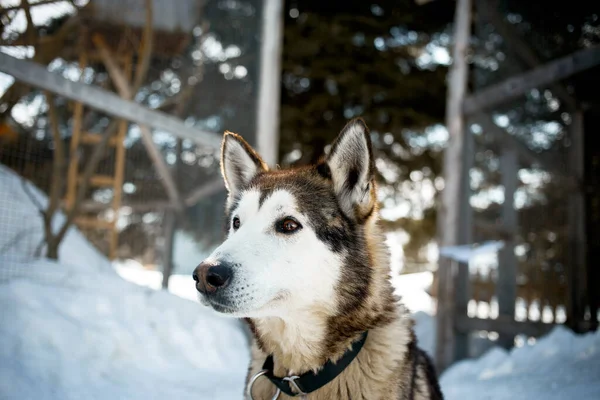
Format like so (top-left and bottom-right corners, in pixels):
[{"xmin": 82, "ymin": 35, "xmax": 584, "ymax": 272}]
[{"xmin": 0, "ymin": 0, "xmax": 599, "ymax": 399}]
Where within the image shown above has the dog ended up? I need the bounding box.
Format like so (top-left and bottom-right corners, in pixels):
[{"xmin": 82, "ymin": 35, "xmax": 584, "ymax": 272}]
[{"xmin": 194, "ymin": 118, "xmax": 443, "ymax": 399}]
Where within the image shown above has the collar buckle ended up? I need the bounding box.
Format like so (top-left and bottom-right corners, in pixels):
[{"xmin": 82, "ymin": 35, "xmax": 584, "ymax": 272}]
[{"xmin": 282, "ymin": 376, "xmax": 307, "ymax": 395}]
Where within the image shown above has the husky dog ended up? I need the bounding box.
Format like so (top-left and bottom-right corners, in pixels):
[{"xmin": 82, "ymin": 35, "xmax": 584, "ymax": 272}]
[{"xmin": 194, "ymin": 119, "xmax": 443, "ymax": 399}]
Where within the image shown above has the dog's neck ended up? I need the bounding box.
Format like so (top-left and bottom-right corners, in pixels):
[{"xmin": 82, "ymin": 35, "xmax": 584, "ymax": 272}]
[
  {"xmin": 247, "ymin": 307, "xmax": 343, "ymax": 374},
  {"xmin": 246, "ymin": 259, "xmax": 398, "ymax": 375}
]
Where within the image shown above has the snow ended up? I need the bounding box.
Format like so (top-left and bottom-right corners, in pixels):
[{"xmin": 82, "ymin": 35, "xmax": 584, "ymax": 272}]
[
  {"xmin": 0, "ymin": 257, "xmax": 250, "ymax": 400},
  {"xmin": 441, "ymin": 326, "xmax": 600, "ymax": 400},
  {"xmin": 1, "ymin": 166, "xmax": 599, "ymax": 400},
  {"xmin": 0, "ymin": 165, "xmax": 250, "ymax": 400}
]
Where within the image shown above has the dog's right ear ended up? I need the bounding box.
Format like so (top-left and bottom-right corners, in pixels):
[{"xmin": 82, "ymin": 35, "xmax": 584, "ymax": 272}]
[
  {"xmin": 323, "ymin": 118, "xmax": 377, "ymax": 222},
  {"xmin": 220, "ymin": 131, "xmax": 268, "ymax": 200}
]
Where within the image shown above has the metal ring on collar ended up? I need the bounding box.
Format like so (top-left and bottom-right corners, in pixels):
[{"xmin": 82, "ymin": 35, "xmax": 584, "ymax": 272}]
[{"xmin": 247, "ymin": 369, "xmax": 282, "ymax": 400}]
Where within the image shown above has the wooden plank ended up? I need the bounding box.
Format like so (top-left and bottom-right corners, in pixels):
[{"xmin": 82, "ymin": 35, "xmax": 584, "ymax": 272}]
[
  {"xmin": 75, "ymin": 217, "xmax": 115, "ymax": 230},
  {"xmin": 0, "ymin": 52, "xmax": 222, "ymax": 149},
  {"xmin": 435, "ymin": 0, "xmax": 472, "ymax": 373},
  {"xmin": 256, "ymin": 0, "xmax": 284, "ymax": 166},
  {"xmin": 496, "ymin": 146, "xmax": 519, "ymax": 348},
  {"xmin": 78, "ymin": 200, "xmax": 172, "ymax": 212},
  {"xmin": 463, "ymin": 46, "xmax": 600, "ymax": 115},
  {"xmin": 109, "ymin": 54, "xmax": 133, "ymax": 261},
  {"xmin": 455, "ymin": 315, "xmax": 554, "ymax": 338},
  {"xmin": 80, "ymin": 132, "xmax": 119, "ymax": 146},
  {"xmin": 65, "ymin": 52, "xmax": 87, "ymax": 210},
  {"xmin": 91, "ymin": 34, "xmax": 185, "ymax": 214},
  {"xmin": 81, "ymin": 174, "xmax": 115, "ymax": 187},
  {"xmin": 566, "ymin": 109, "xmax": 588, "ymax": 331},
  {"xmin": 78, "ymin": 176, "xmax": 226, "ymax": 212},
  {"xmin": 161, "ymin": 208, "xmax": 177, "ymax": 289},
  {"xmin": 454, "ymin": 117, "xmax": 475, "ymax": 361}
]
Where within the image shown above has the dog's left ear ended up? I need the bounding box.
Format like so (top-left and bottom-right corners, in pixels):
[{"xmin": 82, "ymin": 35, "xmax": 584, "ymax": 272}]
[{"xmin": 324, "ymin": 118, "xmax": 376, "ymax": 222}]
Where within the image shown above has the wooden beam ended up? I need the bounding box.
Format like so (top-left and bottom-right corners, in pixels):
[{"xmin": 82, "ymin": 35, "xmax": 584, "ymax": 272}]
[
  {"xmin": 78, "ymin": 177, "xmax": 225, "ymax": 213},
  {"xmin": 435, "ymin": 0, "xmax": 472, "ymax": 373},
  {"xmin": 256, "ymin": 0, "xmax": 284, "ymax": 166},
  {"xmin": 79, "ymin": 200, "xmax": 171, "ymax": 212},
  {"xmin": 566, "ymin": 109, "xmax": 588, "ymax": 331},
  {"xmin": 161, "ymin": 208, "xmax": 177, "ymax": 289},
  {"xmin": 0, "ymin": 52, "xmax": 222, "ymax": 149},
  {"xmin": 455, "ymin": 315, "xmax": 555, "ymax": 338},
  {"xmin": 482, "ymin": 3, "xmax": 577, "ymax": 111},
  {"xmin": 92, "ymin": 34, "xmax": 185, "ymax": 214},
  {"xmin": 463, "ymin": 46, "xmax": 600, "ymax": 115},
  {"xmin": 496, "ymin": 147, "xmax": 519, "ymax": 348}
]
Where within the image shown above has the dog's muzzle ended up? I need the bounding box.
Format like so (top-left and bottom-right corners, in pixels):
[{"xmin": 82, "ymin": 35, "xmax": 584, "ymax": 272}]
[{"xmin": 193, "ymin": 261, "xmax": 233, "ymax": 295}]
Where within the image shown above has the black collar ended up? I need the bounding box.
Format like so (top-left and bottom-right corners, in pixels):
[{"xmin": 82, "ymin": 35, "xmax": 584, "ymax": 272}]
[{"xmin": 261, "ymin": 331, "xmax": 368, "ymax": 397}]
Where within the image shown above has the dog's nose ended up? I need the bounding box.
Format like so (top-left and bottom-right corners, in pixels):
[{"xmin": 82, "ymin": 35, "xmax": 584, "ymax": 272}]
[{"xmin": 193, "ymin": 261, "xmax": 233, "ymax": 294}]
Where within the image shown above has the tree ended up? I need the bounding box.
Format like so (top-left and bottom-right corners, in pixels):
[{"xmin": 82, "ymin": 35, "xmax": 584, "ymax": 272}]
[{"xmin": 279, "ymin": 0, "xmax": 455, "ymax": 264}]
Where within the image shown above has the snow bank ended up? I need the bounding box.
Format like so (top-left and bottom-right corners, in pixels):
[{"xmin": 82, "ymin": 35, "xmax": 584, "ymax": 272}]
[
  {"xmin": 0, "ymin": 165, "xmax": 112, "ymax": 274},
  {"xmin": 0, "ymin": 257, "xmax": 250, "ymax": 400},
  {"xmin": 441, "ymin": 326, "xmax": 600, "ymax": 399}
]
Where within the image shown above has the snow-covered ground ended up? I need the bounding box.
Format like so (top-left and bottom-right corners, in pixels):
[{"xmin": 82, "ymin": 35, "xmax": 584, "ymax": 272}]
[
  {"xmin": 0, "ymin": 257, "xmax": 249, "ymax": 400},
  {"xmin": 441, "ymin": 326, "xmax": 600, "ymax": 400},
  {"xmin": 1, "ymin": 165, "xmax": 599, "ymax": 399}
]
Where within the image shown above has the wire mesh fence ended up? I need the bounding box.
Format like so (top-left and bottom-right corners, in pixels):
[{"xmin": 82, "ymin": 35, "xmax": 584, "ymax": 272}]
[{"xmin": 0, "ymin": 0, "xmax": 264, "ymax": 275}]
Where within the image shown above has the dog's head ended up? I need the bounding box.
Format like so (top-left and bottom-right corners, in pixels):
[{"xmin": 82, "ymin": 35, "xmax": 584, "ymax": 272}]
[{"xmin": 194, "ymin": 119, "xmax": 378, "ymax": 318}]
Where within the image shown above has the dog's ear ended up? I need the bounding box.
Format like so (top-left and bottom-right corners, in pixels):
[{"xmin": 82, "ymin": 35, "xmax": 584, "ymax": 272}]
[
  {"xmin": 220, "ymin": 131, "xmax": 268, "ymax": 199},
  {"xmin": 324, "ymin": 118, "xmax": 376, "ymax": 222}
]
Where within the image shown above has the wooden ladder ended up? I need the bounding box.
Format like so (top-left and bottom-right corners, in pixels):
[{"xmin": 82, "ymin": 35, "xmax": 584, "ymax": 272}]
[{"xmin": 65, "ymin": 51, "xmax": 131, "ymax": 260}]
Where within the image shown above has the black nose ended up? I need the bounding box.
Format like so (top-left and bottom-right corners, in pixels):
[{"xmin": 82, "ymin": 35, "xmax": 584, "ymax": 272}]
[{"xmin": 193, "ymin": 261, "xmax": 233, "ymax": 294}]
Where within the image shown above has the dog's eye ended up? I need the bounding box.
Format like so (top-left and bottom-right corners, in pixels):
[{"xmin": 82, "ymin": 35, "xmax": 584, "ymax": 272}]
[
  {"xmin": 232, "ymin": 216, "xmax": 240, "ymax": 230},
  {"xmin": 276, "ymin": 217, "xmax": 302, "ymax": 234}
]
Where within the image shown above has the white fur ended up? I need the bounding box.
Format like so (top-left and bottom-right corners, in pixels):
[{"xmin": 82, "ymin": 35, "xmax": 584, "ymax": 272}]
[
  {"xmin": 326, "ymin": 122, "xmax": 372, "ymax": 216},
  {"xmin": 201, "ymin": 189, "xmax": 343, "ymax": 318}
]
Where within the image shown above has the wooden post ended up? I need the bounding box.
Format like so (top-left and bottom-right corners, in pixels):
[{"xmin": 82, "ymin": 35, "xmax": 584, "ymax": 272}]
[
  {"xmin": 65, "ymin": 52, "xmax": 87, "ymax": 210},
  {"xmin": 566, "ymin": 109, "xmax": 587, "ymax": 332},
  {"xmin": 435, "ymin": 0, "xmax": 472, "ymax": 372},
  {"xmin": 463, "ymin": 46, "xmax": 600, "ymax": 115},
  {"xmin": 256, "ymin": 0, "xmax": 284, "ymax": 166},
  {"xmin": 496, "ymin": 146, "xmax": 519, "ymax": 348},
  {"xmin": 162, "ymin": 208, "xmax": 176, "ymax": 289},
  {"xmin": 92, "ymin": 34, "xmax": 185, "ymax": 214}
]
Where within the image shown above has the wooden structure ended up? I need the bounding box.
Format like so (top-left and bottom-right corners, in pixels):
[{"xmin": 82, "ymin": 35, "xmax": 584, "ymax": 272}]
[
  {"xmin": 65, "ymin": 50, "xmax": 132, "ymax": 259},
  {"xmin": 435, "ymin": 0, "xmax": 600, "ymax": 371},
  {"xmin": 60, "ymin": 0, "xmax": 202, "ymax": 259},
  {"xmin": 0, "ymin": 0, "xmax": 284, "ymax": 274}
]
